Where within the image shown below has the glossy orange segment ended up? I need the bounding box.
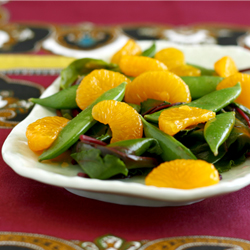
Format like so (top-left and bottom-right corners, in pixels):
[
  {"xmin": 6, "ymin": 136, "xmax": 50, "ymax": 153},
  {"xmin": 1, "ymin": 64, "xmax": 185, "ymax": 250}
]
[
  {"xmin": 125, "ymin": 71, "xmax": 191, "ymax": 105},
  {"xmin": 214, "ymin": 56, "xmax": 238, "ymax": 77},
  {"xmin": 216, "ymin": 72, "xmax": 250, "ymax": 109},
  {"xmin": 154, "ymin": 47, "xmax": 185, "ymax": 70},
  {"xmin": 111, "ymin": 39, "xmax": 141, "ymax": 64},
  {"xmin": 26, "ymin": 116, "xmax": 69, "ymax": 152},
  {"xmin": 170, "ymin": 64, "xmax": 201, "ymax": 76},
  {"xmin": 119, "ymin": 55, "xmax": 168, "ymax": 77},
  {"xmin": 159, "ymin": 105, "xmax": 216, "ymax": 136},
  {"xmin": 92, "ymin": 100, "xmax": 143, "ymax": 143},
  {"xmin": 145, "ymin": 159, "xmax": 220, "ymax": 189},
  {"xmin": 76, "ymin": 69, "xmax": 131, "ymax": 110}
]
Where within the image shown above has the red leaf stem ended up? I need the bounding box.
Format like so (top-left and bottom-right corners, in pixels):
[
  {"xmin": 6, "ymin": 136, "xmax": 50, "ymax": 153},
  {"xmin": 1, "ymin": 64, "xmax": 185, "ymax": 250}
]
[
  {"xmin": 79, "ymin": 134, "xmax": 107, "ymax": 146},
  {"xmin": 235, "ymin": 107, "xmax": 250, "ymax": 128}
]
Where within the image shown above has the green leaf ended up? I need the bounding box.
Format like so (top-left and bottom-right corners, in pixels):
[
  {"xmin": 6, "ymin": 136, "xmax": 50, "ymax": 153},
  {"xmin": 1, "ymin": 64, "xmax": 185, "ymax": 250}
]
[
  {"xmin": 140, "ymin": 98, "xmax": 169, "ymax": 115},
  {"xmin": 141, "ymin": 42, "xmax": 156, "ymax": 57},
  {"xmin": 108, "ymin": 138, "xmax": 162, "ymax": 156},
  {"xmin": 71, "ymin": 148, "xmax": 128, "ymax": 180},
  {"xmin": 75, "ymin": 141, "xmax": 159, "ymax": 170},
  {"xmin": 60, "ymin": 58, "xmax": 118, "ymax": 89},
  {"xmin": 187, "ymin": 63, "xmax": 216, "ymax": 76},
  {"xmin": 127, "ymin": 103, "xmax": 141, "ymax": 113}
]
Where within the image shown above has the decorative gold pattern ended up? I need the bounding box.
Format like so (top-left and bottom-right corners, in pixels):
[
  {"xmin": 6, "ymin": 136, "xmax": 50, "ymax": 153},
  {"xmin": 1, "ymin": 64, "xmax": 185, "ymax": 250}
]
[
  {"xmin": 0, "ymin": 23, "xmax": 52, "ymax": 53},
  {"xmin": 0, "ymin": 232, "xmax": 83, "ymax": 250},
  {"xmin": 0, "ymin": 233, "xmax": 250, "ymax": 250},
  {"xmin": 0, "ymin": 75, "xmax": 44, "ymax": 128},
  {"xmin": 55, "ymin": 23, "xmax": 118, "ymax": 51},
  {"xmin": 140, "ymin": 236, "xmax": 250, "ymax": 250}
]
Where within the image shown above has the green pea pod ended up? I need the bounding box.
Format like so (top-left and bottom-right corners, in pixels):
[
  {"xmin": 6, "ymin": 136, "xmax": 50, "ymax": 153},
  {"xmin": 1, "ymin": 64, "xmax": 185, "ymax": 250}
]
[
  {"xmin": 181, "ymin": 76, "xmax": 223, "ymax": 100},
  {"xmin": 145, "ymin": 83, "xmax": 241, "ymax": 123},
  {"xmin": 176, "ymin": 128, "xmax": 227, "ymax": 164},
  {"xmin": 215, "ymin": 118, "xmax": 250, "ymax": 172},
  {"xmin": 141, "ymin": 116, "xmax": 196, "ymax": 161},
  {"xmin": 107, "ymin": 138, "xmax": 162, "ymax": 156},
  {"xmin": 141, "ymin": 42, "xmax": 156, "ymax": 57},
  {"xmin": 29, "ymin": 85, "xmax": 78, "ymax": 109},
  {"xmin": 187, "ymin": 63, "xmax": 216, "ymax": 76},
  {"xmin": 204, "ymin": 112, "xmax": 235, "ymax": 156},
  {"xmin": 60, "ymin": 58, "xmax": 118, "ymax": 89},
  {"xmin": 39, "ymin": 82, "xmax": 127, "ymax": 161}
]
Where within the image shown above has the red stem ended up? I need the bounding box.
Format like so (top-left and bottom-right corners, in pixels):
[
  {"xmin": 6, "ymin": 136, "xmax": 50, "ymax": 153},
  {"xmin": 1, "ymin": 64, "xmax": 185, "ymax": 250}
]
[
  {"xmin": 79, "ymin": 134, "xmax": 107, "ymax": 146},
  {"xmin": 235, "ymin": 107, "xmax": 250, "ymax": 128}
]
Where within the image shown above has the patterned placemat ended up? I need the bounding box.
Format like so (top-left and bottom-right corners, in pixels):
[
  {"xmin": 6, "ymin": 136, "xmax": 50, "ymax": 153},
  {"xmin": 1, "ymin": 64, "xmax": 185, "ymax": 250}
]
[{"xmin": 1, "ymin": 233, "xmax": 250, "ymax": 250}]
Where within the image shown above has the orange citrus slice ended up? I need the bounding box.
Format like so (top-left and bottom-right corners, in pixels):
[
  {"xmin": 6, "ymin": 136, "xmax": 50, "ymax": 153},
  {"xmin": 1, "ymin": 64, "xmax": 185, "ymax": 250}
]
[
  {"xmin": 216, "ymin": 72, "xmax": 250, "ymax": 109},
  {"xmin": 154, "ymin": 47, "xmax": 185, "ymax": 69},
  {"xmin": 145, "ymin": 159, "xmax": 220, "ymax": 189},
  {"xmin": 92, "ymin": 100, "xmax": 143, "ymax": 143},
  {"xmin": 159, "ymin": 105, "xmax": 215, "ymax": 136},
  {"xmin": 124, "ymin": 71, "xmax": 191, "ymax": 105},
  {"xmin": 119, "ymin": 55, "xmax": 167, "ymax": 77},
  {"xmin": 170, "ymin": 64, "xmax": 201, "ymax": 76},
  {"xmin": 26, "ymin": 116, "xmax": 69, "ymax": 152},
  {"xmin": 111, "ymin": 39, "xmax": 141, "ymax": 64},
  {"xmin": 214, "ymin": 56, "xmax": 238, "ymax": 77},
  {"xmin": 76, "ymin": 69, "xmax": 131, "ymax": 110}
]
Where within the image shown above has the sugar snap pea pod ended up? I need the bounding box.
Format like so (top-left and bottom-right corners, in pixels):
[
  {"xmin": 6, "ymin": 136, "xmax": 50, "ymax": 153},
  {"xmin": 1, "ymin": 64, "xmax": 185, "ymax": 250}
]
[
  {"xmin": 39, "ymin": 82, "xmax": 127, "ymax": 161},
  {"xmin": 188, "ymin": 82, "xmax": 241, "ymax": 111},
  {"xmin": 215, "ymin": 119, "xmax": 250, "ymax": 172},
  {"xmin": 177, "ymin": 128, "xmax": 227, "ymax": 164},
  {"xmin": 107, "ymin": 138, "xmax": 162, "ymax": 156},
  {"xmin": 29, "ymin": 85, "xmax": 78, "ymax": 109},
  {"xmin": 60, "ymin": 58, "xmax": 118, "ymax": 89},
  {"xmin": 141, "ymin": 116, "xmax": 196, "ymax": 161},
  {"xmin": 181, "ymin": 76, "xmax": 223, "ymax": 100},
  {"xmin": 141, "ymin": 42, "xmax": 156, "ymax": 57},
  {"xmin": 145, "ymin": 83, "xmax": 241, "ymax": 123},
  {"xmin": 187, "ymin": 63, "xmax": 216, "ymax": 76},
  {"xmin": 204, "ymin": 112, "xmax": 235, "ymax": 156}
]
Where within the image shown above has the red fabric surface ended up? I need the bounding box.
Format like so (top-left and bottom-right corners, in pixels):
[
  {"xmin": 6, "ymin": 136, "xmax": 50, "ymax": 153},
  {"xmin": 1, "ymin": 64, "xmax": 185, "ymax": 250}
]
[
  {"xmin": 1, "ymin": 0, "xmax": 250, "ymax": 243},
  {"xmin": 4, "ymin": 1, "xmax": 250, "ymax": 27}
]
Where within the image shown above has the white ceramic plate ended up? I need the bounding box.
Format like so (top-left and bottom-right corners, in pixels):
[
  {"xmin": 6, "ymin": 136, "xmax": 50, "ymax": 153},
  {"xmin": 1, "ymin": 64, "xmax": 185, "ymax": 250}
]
[{"xmin": 3, "ymin": 41, "xmax": 250, "ymax": 207}]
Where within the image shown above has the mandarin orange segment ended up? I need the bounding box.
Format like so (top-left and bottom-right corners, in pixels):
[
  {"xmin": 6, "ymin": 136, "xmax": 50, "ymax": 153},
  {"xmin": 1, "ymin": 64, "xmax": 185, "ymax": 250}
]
[
  {"xmin": 26, "ymin": 116, "xmax": 69, "ymax": 152},
  {"xmin": 214, "ymin": 56, "xmax": 238, "ymax": 77},
  {"xmin": 92, "ymin": 100, "xmax": 143, "ymax": 143},
  {"xmin": 145, "ymin": 159, "xmax": 219, "ymax": 189},
  {"xmin": 76, "ymin": 69, "xmax": 131, "ymax": 110},
  {"xmin": 124, "ymin": 71, "xmax": 191, "ymax": 105},
  {"xmin": 170, "ymin": 64, "xmax": 201, "ymax": 76},
  {"xmin": 119, "ymin": 55, "xmax": 167, "ymax": 77},
  {"xmin": 111, "ymin": 39, "xmax": 141, "ymax": 64},
  {"xmin": 216, "ymin": 72, "xmax": 250, "ymax": 109},
  {"xmin": 159, "ymin": 105, "xmax": 215, "ymax": 136},
  {"xmin": 154, "ymin": 47, "xmax": 185, "ymax": 70}
]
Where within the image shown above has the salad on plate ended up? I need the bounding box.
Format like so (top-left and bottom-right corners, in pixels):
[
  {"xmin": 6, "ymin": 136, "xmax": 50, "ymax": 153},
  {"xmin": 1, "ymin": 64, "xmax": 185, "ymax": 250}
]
[
  {"xmin": 4, "ymin": 40, "xmax": 250, "ymax": 206},
  {"xmin": 23, "ymin": 39, "xmax": 250, "ymax": 191}
]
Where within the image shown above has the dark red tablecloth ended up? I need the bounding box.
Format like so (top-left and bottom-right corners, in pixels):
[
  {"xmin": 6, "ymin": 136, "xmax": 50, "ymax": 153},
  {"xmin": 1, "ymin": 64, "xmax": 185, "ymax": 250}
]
[{"xmin": 1, "ymin": 1, "xmax": 250, "ymax": 243}]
